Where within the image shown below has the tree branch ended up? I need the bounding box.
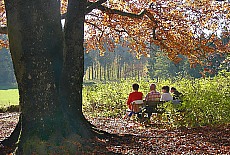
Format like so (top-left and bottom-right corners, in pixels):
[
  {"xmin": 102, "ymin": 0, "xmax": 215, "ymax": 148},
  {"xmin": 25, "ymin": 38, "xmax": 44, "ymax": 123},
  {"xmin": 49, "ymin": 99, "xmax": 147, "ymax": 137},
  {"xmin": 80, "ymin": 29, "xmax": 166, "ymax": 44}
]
[
  {"xmin": 62, "ymin": 0, "xmax": 107, "ymax": 19},
  {"xmin": 87, "ymin": 13, "xmax": 103, "ymax": 19},
  {"xmin": 95, "ymin": 3, "xmax": 159, "ymax": 41},
  {"xmin": 113, "ymin": 28, "xmax": 127, "ymax": 34},
  {"xmin": 85, "ymin": 21, "xmax": 105, "ymax": 43},
  {"xmin": 97, "ymin": 5, "xmax": 147, "ymax": 19},
  {"xmin": 85, "ymin": 21, "xmax": 103, "ymax": 32},
  {"xmin": 86, "ymin": 0, "xmax": 107, "ymax": 14},
  {"xmin": 0, "ymin": 26, "xmax": 8, "ymax": 34}
]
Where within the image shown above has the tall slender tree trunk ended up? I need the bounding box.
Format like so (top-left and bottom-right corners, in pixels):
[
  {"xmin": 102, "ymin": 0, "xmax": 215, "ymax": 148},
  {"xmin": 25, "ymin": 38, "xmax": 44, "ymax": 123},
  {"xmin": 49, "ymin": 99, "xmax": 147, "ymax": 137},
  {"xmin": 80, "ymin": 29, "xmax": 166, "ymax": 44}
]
[
  {"xmin": 104, "ymin": 65, "xmax": 106, "ymax": 81},
  {"xmin": 124, "ymin": 63, "xmax": 126, "ymax": 80},
  {"xmin": 107, "ymin": 65, "xmax": 110, "ymax": 80},
  {"xmin": 138, "ymin": 70, "xmax": 140, "ymax": 81},
  {"xmin": 117, "ymin": 65, "xmax": 120, "ymax": 79},
  {"xmin": 91, "ymin": 63, "xmax": 94, "ymax": 80},
  {"xmin": 131, "ymin": 63, "xmax": 134, "ymax": 78},
  {"xmin": 119, "ymin": 66, "xmax": 122, "ymax": 79},
  {"xmin": 111, "ymin": 65, "xmax": 114, "ymax": 80},
  {"xmin": 88, "ymin": 67, "xmax": 91, "ymax": 80},
  {"xmin": 100, "ymin": 64, "xmax": 102, "ymax": 81},
  {"xmin": 96, "ymin": 63, "xmax": 99, "ymax": 80}
]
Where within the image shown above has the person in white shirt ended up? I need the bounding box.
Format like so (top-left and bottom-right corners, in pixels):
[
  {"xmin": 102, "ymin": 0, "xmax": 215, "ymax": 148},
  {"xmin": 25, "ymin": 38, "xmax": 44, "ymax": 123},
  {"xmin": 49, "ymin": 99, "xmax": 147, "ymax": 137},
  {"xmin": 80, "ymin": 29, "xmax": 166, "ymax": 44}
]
[{"xmin": 160, "ymin": 86, "xmax": 173, "ymax": 101}]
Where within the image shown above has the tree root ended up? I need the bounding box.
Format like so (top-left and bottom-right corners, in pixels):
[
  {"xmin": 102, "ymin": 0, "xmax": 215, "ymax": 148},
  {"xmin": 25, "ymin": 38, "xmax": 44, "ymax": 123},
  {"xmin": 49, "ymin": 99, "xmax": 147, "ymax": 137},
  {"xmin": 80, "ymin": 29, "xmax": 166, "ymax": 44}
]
[
  {"xmin": 0, "ymin": 114, "xmax": 21, "ymax": 155},
  {"xmin": 0, "ymin": 114, "xmax": 21, "ymax": 147}
]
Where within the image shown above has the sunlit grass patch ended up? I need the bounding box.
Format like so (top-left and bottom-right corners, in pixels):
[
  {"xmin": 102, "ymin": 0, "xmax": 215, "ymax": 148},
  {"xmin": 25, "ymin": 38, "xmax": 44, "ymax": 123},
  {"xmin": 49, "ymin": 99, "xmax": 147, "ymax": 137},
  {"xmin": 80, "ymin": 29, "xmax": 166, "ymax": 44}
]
[{"xmin": 0, "ymin": 89, "xmax": 19, "ymax": 108}]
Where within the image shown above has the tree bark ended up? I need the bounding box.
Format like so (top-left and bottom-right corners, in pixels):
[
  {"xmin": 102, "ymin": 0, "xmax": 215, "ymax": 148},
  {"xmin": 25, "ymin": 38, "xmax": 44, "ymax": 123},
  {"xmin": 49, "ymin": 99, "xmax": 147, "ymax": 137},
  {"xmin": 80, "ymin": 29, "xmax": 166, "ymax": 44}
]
[
  {"xmin": 61, "ymin": 0, "xmax": 93, "ymax": 138},
  {"xmin": 4, "ymin": 0, "xmax": 95, "ymax": 153},
  {"xmin": 3, "ymin": 0, "xmax": 69, "ymax": 153}
]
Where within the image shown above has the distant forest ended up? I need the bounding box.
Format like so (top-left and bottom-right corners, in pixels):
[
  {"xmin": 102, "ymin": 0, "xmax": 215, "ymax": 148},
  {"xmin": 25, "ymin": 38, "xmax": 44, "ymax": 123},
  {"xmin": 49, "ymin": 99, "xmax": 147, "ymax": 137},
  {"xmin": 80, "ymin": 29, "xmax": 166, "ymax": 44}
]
[
  {"xmin": 0, "ymin": 43, "xmax": 229, "ymax": 87},
  {"xmin": 84, "ymin": 44, "xmax": 229, "ymax": 81}
]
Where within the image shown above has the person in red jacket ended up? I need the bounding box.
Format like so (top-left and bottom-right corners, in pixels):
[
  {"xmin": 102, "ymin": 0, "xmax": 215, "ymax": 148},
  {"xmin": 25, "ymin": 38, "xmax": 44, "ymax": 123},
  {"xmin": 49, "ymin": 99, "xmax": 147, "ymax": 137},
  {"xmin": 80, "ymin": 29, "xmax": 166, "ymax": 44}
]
[{"xmin": 126, "ymin": 83, "xmax": 143, "ymax": 112}]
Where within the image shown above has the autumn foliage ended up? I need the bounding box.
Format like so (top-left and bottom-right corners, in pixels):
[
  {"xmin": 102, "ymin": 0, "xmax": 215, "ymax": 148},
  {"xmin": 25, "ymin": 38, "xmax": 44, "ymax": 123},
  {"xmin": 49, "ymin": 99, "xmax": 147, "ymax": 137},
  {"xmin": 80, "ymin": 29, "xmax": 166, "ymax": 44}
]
[{"xmin": 1, "ymin": 0, "xmax": 230, "ymax": 64}]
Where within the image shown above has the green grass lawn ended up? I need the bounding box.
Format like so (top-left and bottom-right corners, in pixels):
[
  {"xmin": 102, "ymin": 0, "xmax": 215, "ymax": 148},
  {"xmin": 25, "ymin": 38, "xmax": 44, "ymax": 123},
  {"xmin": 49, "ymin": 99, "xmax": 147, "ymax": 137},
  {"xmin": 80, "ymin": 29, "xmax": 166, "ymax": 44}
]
[{"xmin": 0, "ymin": 89, "xmax": 19, "ymax": 107}]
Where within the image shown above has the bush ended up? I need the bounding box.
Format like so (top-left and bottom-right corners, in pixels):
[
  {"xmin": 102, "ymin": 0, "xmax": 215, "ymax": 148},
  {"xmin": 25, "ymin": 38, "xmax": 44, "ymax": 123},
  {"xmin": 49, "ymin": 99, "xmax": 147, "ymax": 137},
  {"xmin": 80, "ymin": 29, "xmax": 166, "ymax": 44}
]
[
  {"xmin": 0, "ymin": 105, "xmax": 20, "ymax": 113},
  {"xmin": 83, "ymin": 72, "xmax": 230, "ymax": 127}
]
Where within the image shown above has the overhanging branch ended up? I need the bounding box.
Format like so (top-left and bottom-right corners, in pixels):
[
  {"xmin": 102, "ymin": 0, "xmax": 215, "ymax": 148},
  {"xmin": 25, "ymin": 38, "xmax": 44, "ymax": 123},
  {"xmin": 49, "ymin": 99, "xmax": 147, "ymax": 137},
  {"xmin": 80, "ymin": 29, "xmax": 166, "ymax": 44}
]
[
  {"xmin": 85, "ymin": 21, "xmax": 103, "ymax": 32},
  {"xmin": 97, "ymin": 5, "xmax": 147, "ymax": 19},
  {"xmin": 85, "ymin": 21, "xmax": 105, "ymax": 41},
  {"xmin": 87, "ymin": 3, "xmax": 159, "ymax": 42},
  {"xmin": 86, "ymin": 0, "xmax": 107, "ymax": 14},
  {"xmin": 93, "ymin": 3, "xmax": 158, "ymax": 32},
  {"xmin": 63, "ymin": 0, "xmax": 107, "ymax": 19}
]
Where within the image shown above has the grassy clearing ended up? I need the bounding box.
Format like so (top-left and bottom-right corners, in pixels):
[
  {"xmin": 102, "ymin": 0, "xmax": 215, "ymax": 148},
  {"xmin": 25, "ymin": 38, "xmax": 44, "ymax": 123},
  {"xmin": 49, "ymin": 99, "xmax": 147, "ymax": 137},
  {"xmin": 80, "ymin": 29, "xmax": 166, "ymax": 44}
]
[{"xmin": 0, "ymin": 89, "xmax": 19, "ymax": 108}]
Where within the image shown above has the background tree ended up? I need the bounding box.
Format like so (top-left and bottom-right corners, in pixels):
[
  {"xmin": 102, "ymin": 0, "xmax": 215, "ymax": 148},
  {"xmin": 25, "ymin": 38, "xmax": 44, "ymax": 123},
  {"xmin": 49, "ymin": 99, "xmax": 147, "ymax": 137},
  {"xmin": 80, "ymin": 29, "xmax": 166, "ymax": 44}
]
[
  {"xmin": 147, "ymin": 45, "xmax": 203, "ymax": 79},
  {"xmin": 84, "ymin": 46, "xmax": 148, "ymax": 81},
  {"xmin": 0, "ymin": 0, "xmax": 229, "ymax": 153}
]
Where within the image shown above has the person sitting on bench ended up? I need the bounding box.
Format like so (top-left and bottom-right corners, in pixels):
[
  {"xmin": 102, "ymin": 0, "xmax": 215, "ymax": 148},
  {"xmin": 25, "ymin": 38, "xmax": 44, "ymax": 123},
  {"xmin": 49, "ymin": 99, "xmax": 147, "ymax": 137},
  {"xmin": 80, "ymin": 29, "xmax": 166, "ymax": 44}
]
[
  {"xmin": 160, "ymin": 86, "xmax": 173, "ymax": 101},
  {"xmin": 170, "ymin": 87, "xmax": 183, "ymax": 100},
  {"xmin": 144, "ymin": 83, "xmax": 161, "ymax": 119},
  {"xmin": 145, "ymin": 83, "xmax": 161, "ymax": 102},
  {"xmin": 125, "ymin": 83, "xmax": 143, "ymax": 118}
]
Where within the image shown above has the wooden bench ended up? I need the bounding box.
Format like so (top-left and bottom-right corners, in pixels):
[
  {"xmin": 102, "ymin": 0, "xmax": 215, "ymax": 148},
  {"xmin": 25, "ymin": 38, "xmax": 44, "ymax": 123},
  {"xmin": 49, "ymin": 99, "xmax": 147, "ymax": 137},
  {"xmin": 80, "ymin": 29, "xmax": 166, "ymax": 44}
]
[
  {"xmin": 124, "ymin": 100, "xmax": 165, "ymax": 120},
  {"xmin": 142, "ymin": 101, "xmax": 166, "ymax": 119},
  {"xmin": 125, "ymin": 100, "xmax": 183, "ymax": 122},
  {"xmin": 124, "ymin": 100, "xmax": 144, "ymax": 119},
  {"xmin": 142, "ymin": 100, "xmax": 183, "ymax": 119},
  {"xmin": 131, "ymin": 100, "xmax": 144, "ymax": 113}
]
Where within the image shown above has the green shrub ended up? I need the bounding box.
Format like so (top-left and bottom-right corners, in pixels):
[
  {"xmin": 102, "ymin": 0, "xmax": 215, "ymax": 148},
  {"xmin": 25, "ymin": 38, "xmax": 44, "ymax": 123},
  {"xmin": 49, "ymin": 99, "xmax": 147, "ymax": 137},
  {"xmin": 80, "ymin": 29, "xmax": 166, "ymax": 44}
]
[
  {"xmin": 0, "ymin": 105, "xmax": 20, "ymax": 112},
  {"xmin": 83, "ymin": 72, "xmax": 230, "ymax": 127}
]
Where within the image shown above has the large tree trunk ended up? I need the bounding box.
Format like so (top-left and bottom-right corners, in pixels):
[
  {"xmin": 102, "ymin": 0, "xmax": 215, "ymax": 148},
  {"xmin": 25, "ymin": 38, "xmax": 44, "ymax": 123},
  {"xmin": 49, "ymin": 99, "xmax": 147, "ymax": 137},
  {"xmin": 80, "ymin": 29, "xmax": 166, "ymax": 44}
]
[
  {"xmin": 4, "ymin": 0, "xmax": 94, "ymax": 153},
  {"xmin": 61, "ymin": 0, "xmax": 93, "ymax": 138},
  {"xmin": 5, "ymin": 0, "xmax": 64, "ymax": 140}
]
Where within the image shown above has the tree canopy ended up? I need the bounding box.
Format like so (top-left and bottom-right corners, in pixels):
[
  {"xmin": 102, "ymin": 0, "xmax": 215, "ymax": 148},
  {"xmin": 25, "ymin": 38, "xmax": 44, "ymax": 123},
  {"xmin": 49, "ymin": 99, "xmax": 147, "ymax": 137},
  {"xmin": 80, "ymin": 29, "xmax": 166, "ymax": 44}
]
[{"xmin": 1, "ymin": 0, "xmax": 229, "ymax": 64}]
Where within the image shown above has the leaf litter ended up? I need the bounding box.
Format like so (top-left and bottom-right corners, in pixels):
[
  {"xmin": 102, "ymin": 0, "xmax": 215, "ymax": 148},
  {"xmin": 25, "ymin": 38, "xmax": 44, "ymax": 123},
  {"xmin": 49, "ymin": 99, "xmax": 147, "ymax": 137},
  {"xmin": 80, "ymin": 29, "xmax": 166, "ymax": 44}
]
[{"xmin": 0, "ymin": 113, "xmax": 229, "ymax": 154}]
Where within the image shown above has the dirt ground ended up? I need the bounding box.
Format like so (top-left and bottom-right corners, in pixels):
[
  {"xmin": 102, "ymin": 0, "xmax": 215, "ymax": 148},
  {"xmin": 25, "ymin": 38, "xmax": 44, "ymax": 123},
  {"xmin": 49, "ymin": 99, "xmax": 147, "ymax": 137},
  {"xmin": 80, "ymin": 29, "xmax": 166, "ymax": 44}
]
[{"xmin": 0, "ymin": 113, "xmax": 229, "ymax": 154}]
